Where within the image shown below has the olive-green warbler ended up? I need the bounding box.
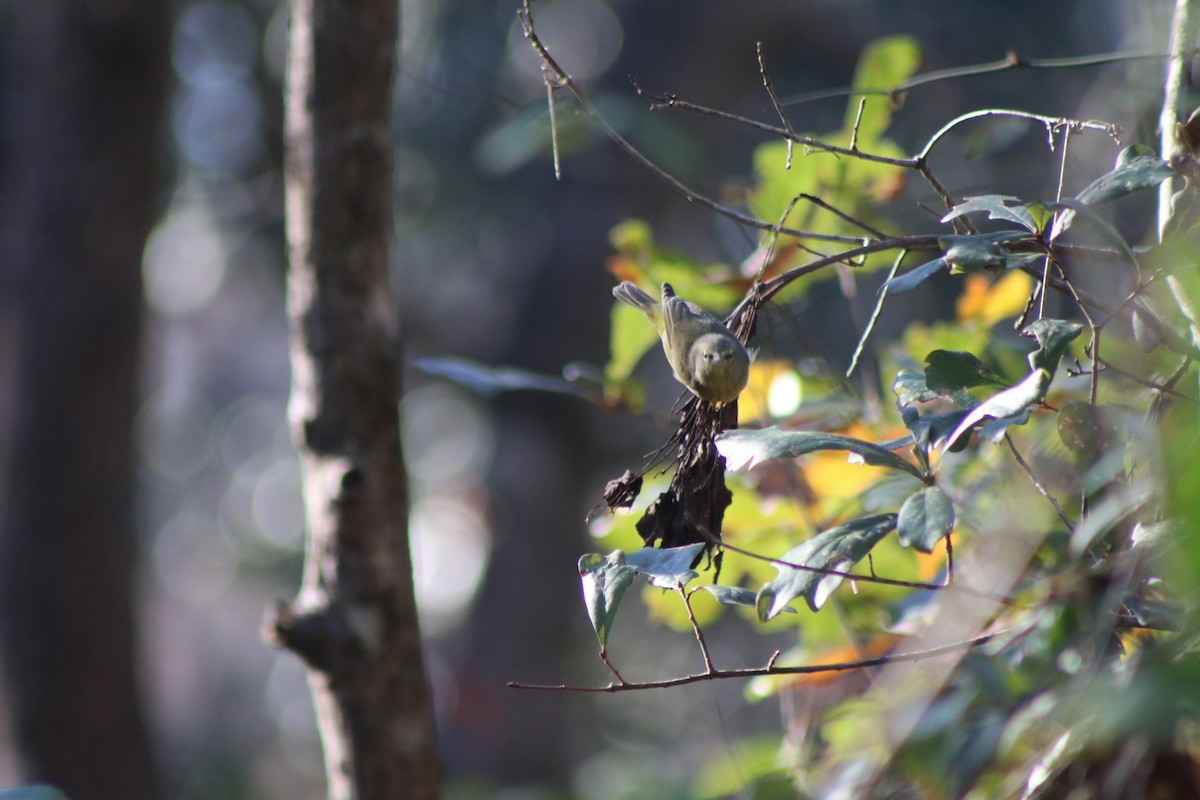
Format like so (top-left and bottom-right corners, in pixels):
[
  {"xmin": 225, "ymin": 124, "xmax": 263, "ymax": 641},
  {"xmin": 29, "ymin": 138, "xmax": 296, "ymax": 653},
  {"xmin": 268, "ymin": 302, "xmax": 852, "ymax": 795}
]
[{"xmin": 613, "ymin": 281, "xmax": 750, "ymax": 405}]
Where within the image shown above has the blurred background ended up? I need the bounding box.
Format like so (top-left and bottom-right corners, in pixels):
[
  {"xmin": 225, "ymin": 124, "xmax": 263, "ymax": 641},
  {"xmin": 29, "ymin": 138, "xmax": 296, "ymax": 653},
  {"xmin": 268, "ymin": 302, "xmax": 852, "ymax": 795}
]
[{"xmin": 0, "ymin": 0, "xmax": 1175, "ymax": 797}]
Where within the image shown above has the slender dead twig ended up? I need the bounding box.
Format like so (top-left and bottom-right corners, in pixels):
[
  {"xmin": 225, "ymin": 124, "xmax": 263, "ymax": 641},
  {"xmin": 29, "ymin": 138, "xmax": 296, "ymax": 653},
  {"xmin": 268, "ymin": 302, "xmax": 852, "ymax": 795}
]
[
  {"xmin": 711, "ymin": 534, "xmax": 1012, "ymax": 603},
  {"xmin": 518, "ymin": 3, "xmax": 865, "ymax": 245},
  {"xmin": 508, "ymin": 630, "xmax": 1004, "ymax": 692},
  {"xmin": 679, "ymin": 585, "xmax": 716, "ymax": 674},
  {"xmin": 757, "ymin": 42, "xmax": 794, "ymax": 170},
  {"xmin": 780, "ymin": 48, "xmax": 1174, "ymax": 108}
]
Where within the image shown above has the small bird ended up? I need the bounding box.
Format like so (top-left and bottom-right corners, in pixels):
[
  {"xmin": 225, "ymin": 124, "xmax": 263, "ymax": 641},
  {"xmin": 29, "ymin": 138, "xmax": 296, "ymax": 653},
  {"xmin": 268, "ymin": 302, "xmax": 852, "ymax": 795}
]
[{"xmin": 613, "ymin": 281, "xmax": 750, "ymax": 405}]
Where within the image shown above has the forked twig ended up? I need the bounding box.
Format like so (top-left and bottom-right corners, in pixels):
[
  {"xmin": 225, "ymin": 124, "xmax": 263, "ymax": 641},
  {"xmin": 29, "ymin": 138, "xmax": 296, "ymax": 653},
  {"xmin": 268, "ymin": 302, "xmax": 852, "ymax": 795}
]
[{"xmin": 757, "ymin": 42, "xmax": 795, "ymax": 169}]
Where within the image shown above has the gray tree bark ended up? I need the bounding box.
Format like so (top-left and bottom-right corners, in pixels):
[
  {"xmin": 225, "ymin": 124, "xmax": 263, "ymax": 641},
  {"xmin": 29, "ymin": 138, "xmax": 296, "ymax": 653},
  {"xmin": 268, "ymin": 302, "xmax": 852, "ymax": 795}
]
[{"xmin": 266, "ymin": 1, "xmax": 441, "ymax": 798}]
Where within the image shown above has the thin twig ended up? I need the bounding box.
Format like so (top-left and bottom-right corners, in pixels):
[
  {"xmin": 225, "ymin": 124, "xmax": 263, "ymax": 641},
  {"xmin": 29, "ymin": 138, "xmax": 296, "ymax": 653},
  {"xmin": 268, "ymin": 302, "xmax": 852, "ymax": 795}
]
[
  {"xmin": 751, "ymin": 235, "xmax": 942, "ymax": 308},
  {"xmin": 757, "ymin": 42, "xmax": 794, "ymax": 170},
  {"xmin": 916, "ymin": 109, "xmax": 1118, "ymax": 163},
  {"xmin": 779, "ymin": 48, "xmax": 1174, "ymax": 108},
  {"xmin": 849, "ymin": 97, "xmax": 867, "ymax": 152},
  {"xmin": 508, "ymin": 631, "xmax": 1003, "ymax": 692},
  {"xmin": 712, "ymin": 536, "xmax": 1011, "ymax": 603},
  {"xmin": 1049, "ymin": 257, "xmax": 1102, "ymax": 404},
  {"xmin": 1004, "ymin": 434, "xmax": 1076, "ymax": 533},
  {"xmin": 798, "ymin": 193, "xmax": 887, "ymax": 238},
  {"xmin": 544, "ymin": 73, "xmax": 561, "ymax": 180},
  {"xmin": 599, "ymin": 648, "xmax": 627, "ymax": 685},
  {"xmin": 518, "ymin": 8, "xmax": 866, "ymax": 245},
  {"xmin": 679, "ymin": 586, "xmax": 716, "ymax": 674},
  {"xmin": 848, "ymin": 249, "xmax": 906, "ymax": 378},
  {"xmin": 1091, "ymin": 357, "xmax": 1198, "ymax": 402},
  {"xmin": 945, "ymin": 534, "xmax": 955, "ymax": 584}
]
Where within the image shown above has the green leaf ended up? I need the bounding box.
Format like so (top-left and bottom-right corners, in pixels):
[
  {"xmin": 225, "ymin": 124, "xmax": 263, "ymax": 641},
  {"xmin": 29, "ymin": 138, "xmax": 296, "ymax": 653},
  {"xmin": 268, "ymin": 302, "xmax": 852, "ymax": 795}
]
[
  {"xmin": 893, "ymin": 368, "xmax": 940, "ymax": 405},
  {"xmin": 757, "ymin": 514, "xmax": 898, "ymax": 618},
  {"xmin": 1075, "ymin": 144, "xmax": 1176, "ymax": 207},
  {"xmin": 943, "ymin": 238, "xmax": 1006, "ymax": 271},
  {"xmin": 578, "ymin": 552, "xmax": 636, "ymax": 650},
  {"xmin": 883, "ymin": 257, "xmax": 946, "ymax": 294},
  {"xmin": 894, "ymin": 368, "xmax": 980, "ymax": 409},
  {"xmin": 942, "ymin": 195, "xmax": 1041, "ymax": 233},
  {"xmin": 943, "ymin": 368, "xmax": 1049, "ymax": 452},
  {"xmin": 1023, "ymin": 318, "xmax": 1084, "ymax": 372},
  {"xmin": 606, "ymin": 301, "xmax": 663, "ymax": 385},
  {"xmin": 846, "ymin": 36, "xmax": 922, "ymax": 145},
  {"xmin": 924, "ymin": 350, "xmax": 1007, "ymax": 392},
  {"xmin": 716, "ymin": 427, "xmax": 924, "ymax": 479},
  {"xmin": 699, "ymin": 583, "xmax": 796, "ymax": 613},
  {"xmin": 897, "ymin": 486, "xmax": 956, "ymax": 552},
  {"xmin": 625, "ymin": 543, "xmax": 704, "ymax": 588}
]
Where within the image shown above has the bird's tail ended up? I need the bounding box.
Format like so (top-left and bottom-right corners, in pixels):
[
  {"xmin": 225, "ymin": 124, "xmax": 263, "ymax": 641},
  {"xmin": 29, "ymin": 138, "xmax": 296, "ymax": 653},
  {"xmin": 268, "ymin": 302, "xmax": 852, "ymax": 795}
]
[{"xmin": 612, "ymin": 281, "xmax": 659, "ymax": 313}]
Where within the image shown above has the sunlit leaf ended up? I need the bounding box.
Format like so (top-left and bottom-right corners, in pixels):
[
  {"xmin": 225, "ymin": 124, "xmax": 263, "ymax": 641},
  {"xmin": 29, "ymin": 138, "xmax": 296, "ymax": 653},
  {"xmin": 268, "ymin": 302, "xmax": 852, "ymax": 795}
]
[
  {"xmin": 699, "ymin": 583, "xmax": 796, "ymax": 613},
  {"xmin": 625, "ymin": 543, "xmax": 705, "ymax": 588},
  {"xmin": 940, "ymin": 314, "xmax": 1083, "ymax": 451},
  {"xmin": 756, "ymin": 514, "xmax": 898, "ymax": 618},
  {"xmin": 941, "ymin": 194, "xmax": 1041, "ymax": 233},
  {"xmin": 897, "ymin": 486, "xmax": 956, "ymax": 552},
  {"xmin": 578, "ymin": 552, "xmax": 636, "ymax": 650},
  {"xmin": 943, "ymin": 368, "xmax": 1049, "ymax": 452},
  {"xmin": 846, "ymin": 36, "xmax": 922, "ymax": 145},
  {"xmin": 1023, "ymin": 317, "xmax": 1084, "ymax": 372},
  {"xmin": 716, "ymin": 426, "xmax": 924, "ymax": 478},
  {"xmin": 1075, "ymin": 144, "xmax": 1176, "ymax": 207}
]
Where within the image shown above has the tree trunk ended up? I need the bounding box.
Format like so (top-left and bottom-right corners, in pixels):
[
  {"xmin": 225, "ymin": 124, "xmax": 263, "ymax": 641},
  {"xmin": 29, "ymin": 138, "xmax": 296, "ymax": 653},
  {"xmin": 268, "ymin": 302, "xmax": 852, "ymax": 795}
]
[
  {"xmin": 266, "ymin": 1, "xmax": 441, "ymax": 798},
  {"xmin": 0, "ymin": 2, "xmax": 170, "ymax": 798}
]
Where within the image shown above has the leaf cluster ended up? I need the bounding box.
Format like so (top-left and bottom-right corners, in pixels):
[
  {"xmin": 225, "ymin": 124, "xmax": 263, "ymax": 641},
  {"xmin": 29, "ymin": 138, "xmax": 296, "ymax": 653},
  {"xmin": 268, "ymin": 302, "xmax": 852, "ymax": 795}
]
[{"xmin": 501, "ymin": 14, "xmax": 1200, "ymax": 799}]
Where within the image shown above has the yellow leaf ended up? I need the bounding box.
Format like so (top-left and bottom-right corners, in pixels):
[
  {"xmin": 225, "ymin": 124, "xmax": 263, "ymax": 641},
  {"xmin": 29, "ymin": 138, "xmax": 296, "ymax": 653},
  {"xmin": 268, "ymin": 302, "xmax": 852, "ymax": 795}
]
[{"xmin": 956, "ymin": 270, "xmax": 1034, "ymax": 327}]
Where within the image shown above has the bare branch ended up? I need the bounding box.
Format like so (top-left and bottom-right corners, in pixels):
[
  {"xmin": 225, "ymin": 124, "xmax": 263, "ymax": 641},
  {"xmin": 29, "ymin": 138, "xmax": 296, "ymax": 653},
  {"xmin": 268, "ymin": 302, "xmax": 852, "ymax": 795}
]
[
  {"xmin": 508, "ymin": 631, "xmax": 1004, "ymax": 692},
  {"xmin": 518, "ymin": 3, "xmax": 864, "ymax": 245},
  {"xmin": 711, "ymin": 535, "xmax": 1011, "ymax": 603},
  {"xmin": 781, "ymin": 48, "xmax": 1174, "ymax": 108}
]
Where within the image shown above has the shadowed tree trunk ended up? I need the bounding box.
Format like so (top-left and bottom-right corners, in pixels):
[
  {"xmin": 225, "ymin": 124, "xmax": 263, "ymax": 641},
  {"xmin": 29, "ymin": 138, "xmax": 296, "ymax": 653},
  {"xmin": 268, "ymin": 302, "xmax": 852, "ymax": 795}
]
[
  {"xmin": 0, "ymin": 2, "xmax": 170, "ymax": 798},
  {"xmin": 265, "ymin": 1, "xmax": 441, "ymax": 798}
]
